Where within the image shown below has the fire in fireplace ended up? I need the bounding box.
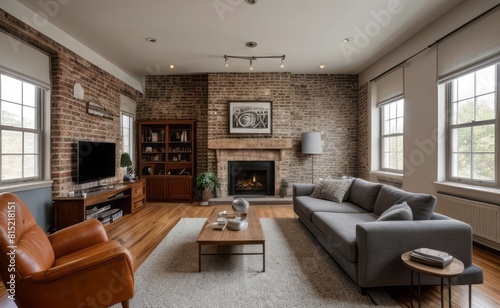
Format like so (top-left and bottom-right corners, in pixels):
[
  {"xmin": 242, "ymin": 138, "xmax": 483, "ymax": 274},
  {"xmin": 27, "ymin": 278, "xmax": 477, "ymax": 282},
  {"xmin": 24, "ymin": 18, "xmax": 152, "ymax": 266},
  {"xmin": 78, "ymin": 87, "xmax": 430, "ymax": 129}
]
[{"xmin": 228, "ymin": 161, "xmax": 275, "ymax": 196}]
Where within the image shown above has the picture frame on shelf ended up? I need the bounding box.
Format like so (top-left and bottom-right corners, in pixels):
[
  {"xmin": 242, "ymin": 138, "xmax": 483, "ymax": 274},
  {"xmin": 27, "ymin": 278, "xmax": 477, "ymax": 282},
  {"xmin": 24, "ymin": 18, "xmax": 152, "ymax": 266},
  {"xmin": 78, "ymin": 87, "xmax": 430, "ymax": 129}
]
[{"xmin": 228, "ymin": 101, "xmax": 272, "ymax": 135}]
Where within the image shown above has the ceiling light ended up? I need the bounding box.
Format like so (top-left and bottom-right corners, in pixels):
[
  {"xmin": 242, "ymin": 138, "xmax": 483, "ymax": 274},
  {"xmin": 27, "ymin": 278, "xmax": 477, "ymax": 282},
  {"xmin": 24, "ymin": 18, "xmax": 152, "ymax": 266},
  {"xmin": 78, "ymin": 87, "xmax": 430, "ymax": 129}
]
[
  {"xmin": 320, "ymin": 63, "xmax": 325, "ymax": 69},
  {"xmin": 169, "ymin": 64, "xmax": 174, "ymax": 69},
  {"xmin": 343, "ymin": 37, "xmax": 353, "ymax": 43},
  {"xmin": 145, "ymin": 37, "xmax": 157, "ymax": 43},
  {"xmin": 223, "ymin": 54, "xmax": 286, "ymax": 70},
  {"xmin": 246, "ymin": 41, "xmax": 258, "ymax": 48},
  {"xmin": 245, "ymin": 0, "xmax": 258, "ymax": 5}
]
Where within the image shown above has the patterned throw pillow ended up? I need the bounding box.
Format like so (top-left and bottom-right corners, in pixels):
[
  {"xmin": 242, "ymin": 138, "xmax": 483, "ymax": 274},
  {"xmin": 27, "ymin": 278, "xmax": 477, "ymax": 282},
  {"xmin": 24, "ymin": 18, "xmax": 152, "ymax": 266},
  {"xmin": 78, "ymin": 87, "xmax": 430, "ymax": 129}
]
[{"xmin": 310, "ymin": 179, "xmax": 353, "ymax": 203}]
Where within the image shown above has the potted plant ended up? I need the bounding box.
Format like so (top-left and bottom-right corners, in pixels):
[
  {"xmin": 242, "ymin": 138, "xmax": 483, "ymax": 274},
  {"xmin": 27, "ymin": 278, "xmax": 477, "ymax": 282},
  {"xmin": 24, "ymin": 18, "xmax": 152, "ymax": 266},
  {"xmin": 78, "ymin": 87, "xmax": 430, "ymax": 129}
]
[
  {"xmin": 280, "ymin": 178, "xmax": 289, "ymax": 198},
  {"xmin": 195, "ymin": 172, "xmax": 220, "ymax": 201}
]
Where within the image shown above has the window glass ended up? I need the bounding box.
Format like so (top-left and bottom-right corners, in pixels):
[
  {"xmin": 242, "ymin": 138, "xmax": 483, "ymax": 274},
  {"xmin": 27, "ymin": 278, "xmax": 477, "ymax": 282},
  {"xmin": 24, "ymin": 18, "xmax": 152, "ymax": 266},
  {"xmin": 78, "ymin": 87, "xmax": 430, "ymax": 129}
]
[
  {"xmin": 447, "ymin": 63, "xmax": 497, "ymax": 185},
  {"xmin": 0, "ymin": 73, "xmax": 42, "ymax": 182},
  {"xmin": 121, "ymin": 113, "xmax": 135, "ymax": 162},
  {"xmin": 380, "ymin": 98, "xmax": 404, "ymax": 172}
]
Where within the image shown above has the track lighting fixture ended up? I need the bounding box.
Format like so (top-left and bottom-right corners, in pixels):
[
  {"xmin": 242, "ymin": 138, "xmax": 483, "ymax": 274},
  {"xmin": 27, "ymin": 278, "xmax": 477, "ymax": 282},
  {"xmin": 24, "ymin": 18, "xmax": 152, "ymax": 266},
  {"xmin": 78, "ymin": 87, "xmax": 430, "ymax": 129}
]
[{"xmin": 223, "ymin": 54, "xmax": 286, "ymax": 70}]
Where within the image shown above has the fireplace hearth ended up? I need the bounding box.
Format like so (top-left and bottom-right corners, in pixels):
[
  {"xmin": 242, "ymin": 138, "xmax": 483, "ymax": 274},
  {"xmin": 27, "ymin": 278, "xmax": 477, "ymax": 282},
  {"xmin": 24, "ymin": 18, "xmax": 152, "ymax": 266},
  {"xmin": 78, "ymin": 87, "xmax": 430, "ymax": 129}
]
[{"xmin": 228, "ymin": 161, "xmax": 275, "ymax": 196}]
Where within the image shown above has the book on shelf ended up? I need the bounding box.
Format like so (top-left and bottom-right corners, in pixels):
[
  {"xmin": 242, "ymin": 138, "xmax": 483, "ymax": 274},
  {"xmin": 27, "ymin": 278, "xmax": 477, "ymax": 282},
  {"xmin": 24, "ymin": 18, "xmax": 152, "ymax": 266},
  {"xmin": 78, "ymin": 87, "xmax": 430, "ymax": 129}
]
[{"xmin": 410, "ymin": 248, "xmax": 454, "ymax": 268}]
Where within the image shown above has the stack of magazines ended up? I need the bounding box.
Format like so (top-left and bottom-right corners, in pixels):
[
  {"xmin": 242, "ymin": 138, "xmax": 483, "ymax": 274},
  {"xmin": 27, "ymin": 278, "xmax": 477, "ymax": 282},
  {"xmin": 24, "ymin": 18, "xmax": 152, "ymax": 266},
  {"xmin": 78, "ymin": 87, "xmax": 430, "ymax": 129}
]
[{"xmin": 410, "ymin": 248, "xmax": 454, "ymax": 268}]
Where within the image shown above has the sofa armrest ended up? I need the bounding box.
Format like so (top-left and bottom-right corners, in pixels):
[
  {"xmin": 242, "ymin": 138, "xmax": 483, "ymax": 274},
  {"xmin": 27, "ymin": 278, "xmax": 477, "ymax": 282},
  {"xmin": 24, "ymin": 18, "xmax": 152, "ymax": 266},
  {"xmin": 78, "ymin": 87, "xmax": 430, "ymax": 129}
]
[
  {"xmin": 356, "ymin": 219, "xmax": 473, "ymax": 287},
  {"xmin": 48, "ymin": 219, "xmax": 109, "ymax": 258},
  {"xmin": 292, "ymin": 184, "xmax": 316, "ymax": 199}
]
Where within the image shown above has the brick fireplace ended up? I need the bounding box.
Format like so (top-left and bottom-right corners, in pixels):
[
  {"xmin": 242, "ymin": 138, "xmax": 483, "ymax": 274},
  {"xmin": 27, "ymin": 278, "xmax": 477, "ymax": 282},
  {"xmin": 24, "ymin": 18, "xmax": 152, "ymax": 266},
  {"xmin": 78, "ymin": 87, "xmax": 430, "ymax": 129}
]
[{"xmin": 208, "ymin": 138, "xmax": 293, "ymax": 197}]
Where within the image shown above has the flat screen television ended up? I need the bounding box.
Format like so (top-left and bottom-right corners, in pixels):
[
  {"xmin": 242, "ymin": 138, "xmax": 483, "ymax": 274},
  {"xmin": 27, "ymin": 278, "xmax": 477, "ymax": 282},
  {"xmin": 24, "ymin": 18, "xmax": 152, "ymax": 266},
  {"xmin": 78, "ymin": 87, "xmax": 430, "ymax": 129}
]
[{"xmin": 77, "ymin": 140, "xmax": 116, "ymax": 184}]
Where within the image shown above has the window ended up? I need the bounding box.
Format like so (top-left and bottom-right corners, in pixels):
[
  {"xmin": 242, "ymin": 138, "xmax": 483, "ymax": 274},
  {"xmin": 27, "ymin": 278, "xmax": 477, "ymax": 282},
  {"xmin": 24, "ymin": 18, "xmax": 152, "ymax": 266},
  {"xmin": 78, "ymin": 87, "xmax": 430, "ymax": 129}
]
[
  {"xmin": 380, "ymin": 98, "xmax": 404, "ymax": 172},
  {"xmin": 447, "ymin": 63, "xmax": 498, "ymax": 185},
  {"xmin": 121, "ymin": 112, "xmax": 134, "ymax": 161},
  {"xmin": 0, "ymin": 73, "xmax": 43, "ymax": 182}
]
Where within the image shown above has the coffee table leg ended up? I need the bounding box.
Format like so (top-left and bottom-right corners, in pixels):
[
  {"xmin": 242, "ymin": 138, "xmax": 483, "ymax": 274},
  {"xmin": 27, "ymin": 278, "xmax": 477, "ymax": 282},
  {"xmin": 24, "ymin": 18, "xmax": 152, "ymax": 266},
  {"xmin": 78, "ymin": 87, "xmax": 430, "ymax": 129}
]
[
  {"xmin": 262, "ymin": 243, "xmax": 266, "ymax": 272},
  {"xmin": 198, "ymin": 244, "xmax": 201, "ymax": 272}
]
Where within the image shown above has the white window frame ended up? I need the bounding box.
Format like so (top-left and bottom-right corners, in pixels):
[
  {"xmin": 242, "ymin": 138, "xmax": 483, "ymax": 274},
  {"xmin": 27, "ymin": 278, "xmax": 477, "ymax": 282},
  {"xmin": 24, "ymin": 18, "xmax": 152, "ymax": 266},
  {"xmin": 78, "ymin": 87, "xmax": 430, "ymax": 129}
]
[
  {"xmin": 446, "ymin": 62, "xmax": 499, "ymax": 187},
  {"xmin": 379, "ymin": 98, "xmax": 404, "ymax": 173},
  {"xmin": 0, "ymin": 72, "xmax": 45, "ymax": 184}
]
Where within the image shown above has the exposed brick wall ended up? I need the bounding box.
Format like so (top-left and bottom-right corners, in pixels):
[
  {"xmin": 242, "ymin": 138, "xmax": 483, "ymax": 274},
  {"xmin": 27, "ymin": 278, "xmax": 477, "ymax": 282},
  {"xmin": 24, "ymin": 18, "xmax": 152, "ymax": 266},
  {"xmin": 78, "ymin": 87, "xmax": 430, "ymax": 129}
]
[
  {"xmin": 206, "ymin": 73, "xmax": 358, "ymax": 187},
  {"xmin": 137, "ymin": 75, "xmax": 209, "ymax": 174},
  {"xmin": 358, "ymin": 83, "xmax": 369, "ymax": 180},
  {"xmin": 0, "ymin": 10, "xmax": 142, "ymax": 196}
]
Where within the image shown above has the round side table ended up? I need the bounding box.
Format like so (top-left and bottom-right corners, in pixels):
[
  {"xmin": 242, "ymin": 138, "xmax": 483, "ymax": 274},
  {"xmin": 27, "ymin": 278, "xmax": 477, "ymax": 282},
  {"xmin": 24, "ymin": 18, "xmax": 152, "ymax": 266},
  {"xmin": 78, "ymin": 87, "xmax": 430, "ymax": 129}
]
[{"xmin": 401, "ymin": 251, "xmax": 464, "ymax": 308}]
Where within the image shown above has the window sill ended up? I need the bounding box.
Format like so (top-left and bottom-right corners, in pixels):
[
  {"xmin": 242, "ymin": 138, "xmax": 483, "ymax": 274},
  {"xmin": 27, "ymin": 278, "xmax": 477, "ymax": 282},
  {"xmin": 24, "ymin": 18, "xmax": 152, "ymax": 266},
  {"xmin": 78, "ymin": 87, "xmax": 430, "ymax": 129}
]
[
  {"xmin": 0, "ymin": 180, "xmax": 53, "ymax": 194},
  {"xmin": 369, "ymin": 171, "xmax": 403, "ymax": 187},
  {"xmin": 434, "ymin": 181, "xmax": 500, "ymax": 204}
]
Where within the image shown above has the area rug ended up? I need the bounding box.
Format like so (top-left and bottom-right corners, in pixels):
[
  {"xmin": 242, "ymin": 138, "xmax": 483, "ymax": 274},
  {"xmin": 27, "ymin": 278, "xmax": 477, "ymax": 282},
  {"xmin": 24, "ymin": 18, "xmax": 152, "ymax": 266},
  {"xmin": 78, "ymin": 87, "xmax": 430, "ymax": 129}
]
[{"xmin": 120, "ymin": 218, "xmax": 399, "ymax": 307}]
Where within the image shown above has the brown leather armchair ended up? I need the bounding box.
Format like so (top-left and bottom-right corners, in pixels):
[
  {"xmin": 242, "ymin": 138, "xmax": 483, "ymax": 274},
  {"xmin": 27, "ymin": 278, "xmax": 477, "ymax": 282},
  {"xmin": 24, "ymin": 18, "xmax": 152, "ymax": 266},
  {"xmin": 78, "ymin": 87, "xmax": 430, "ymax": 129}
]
[{"xmin": 0, "ymin": 192, "xmax": 134, "ymax": 308}]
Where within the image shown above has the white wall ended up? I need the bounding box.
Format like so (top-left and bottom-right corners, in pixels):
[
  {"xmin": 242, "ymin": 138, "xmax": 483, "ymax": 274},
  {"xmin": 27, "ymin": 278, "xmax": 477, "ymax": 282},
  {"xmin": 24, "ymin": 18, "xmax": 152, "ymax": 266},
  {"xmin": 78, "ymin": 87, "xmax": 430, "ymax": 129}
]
[{"xmin": 359, "ymin": 0, "xmax": 500, "ymax": 201}]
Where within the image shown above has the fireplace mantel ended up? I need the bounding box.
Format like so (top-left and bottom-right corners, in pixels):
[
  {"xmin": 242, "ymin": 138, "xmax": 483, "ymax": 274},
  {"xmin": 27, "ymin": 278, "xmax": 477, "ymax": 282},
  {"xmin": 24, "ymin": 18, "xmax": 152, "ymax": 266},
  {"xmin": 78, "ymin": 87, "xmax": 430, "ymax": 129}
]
[
  {"xmin": 209, "ymin": 138, "xmax": 293, "ymax": 162},
  {"xmin": 208, "ymin": 138, "xmax": 292, "ymax": 150}
]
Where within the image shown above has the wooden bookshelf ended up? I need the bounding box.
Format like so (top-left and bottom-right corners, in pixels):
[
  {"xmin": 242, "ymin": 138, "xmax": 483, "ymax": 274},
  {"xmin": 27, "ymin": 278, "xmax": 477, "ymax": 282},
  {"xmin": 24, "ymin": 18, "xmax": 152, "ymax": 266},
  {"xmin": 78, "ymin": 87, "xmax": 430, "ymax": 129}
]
[{"xmin": 137, "ymin": 120, "xmax": 196, "ymax": 202}]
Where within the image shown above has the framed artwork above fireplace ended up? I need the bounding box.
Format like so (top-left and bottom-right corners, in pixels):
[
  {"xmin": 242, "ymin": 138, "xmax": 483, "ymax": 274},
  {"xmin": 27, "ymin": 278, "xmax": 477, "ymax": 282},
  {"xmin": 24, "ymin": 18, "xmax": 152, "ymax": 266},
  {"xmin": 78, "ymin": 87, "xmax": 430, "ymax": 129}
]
[{"xmin": 228, "ymin": 101, "xmax": 272, "ymax": 135}]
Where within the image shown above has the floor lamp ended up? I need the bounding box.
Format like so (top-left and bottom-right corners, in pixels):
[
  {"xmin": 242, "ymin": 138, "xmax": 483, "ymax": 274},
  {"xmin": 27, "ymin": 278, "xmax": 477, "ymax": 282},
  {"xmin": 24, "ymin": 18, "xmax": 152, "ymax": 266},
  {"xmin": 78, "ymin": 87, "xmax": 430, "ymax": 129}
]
[{"xmin": 301, "ymin": 132, "xmax": 323, "ymax": 183}]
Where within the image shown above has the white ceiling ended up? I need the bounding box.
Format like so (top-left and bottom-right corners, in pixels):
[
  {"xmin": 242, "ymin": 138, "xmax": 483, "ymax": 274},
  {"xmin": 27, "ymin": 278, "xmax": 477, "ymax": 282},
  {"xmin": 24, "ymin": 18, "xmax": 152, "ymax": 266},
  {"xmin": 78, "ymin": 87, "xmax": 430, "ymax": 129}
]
[{"xmin": 15, "ymin": 0, "xmax": 463, "ymax": 81}]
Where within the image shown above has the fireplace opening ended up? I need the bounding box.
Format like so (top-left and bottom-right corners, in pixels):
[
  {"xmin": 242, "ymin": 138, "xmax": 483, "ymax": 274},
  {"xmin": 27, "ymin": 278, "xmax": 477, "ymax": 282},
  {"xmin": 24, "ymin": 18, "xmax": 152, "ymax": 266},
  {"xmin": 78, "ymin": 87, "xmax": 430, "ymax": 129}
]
[{"xmin": 228, "ymin": 161, "xmax": 275, "ymax": 196}]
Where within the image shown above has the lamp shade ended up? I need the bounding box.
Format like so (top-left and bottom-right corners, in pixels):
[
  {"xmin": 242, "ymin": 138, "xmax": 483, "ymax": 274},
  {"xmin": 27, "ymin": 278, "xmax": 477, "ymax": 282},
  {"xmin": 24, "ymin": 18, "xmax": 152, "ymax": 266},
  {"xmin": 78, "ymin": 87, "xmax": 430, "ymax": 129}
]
[
  {"xmin": 301, "ymin": 132, "xmax": 323, "ymax": 154},
  {"xmin": 120, "ymin": 152, "xmax": 133, "ymax": 167}
]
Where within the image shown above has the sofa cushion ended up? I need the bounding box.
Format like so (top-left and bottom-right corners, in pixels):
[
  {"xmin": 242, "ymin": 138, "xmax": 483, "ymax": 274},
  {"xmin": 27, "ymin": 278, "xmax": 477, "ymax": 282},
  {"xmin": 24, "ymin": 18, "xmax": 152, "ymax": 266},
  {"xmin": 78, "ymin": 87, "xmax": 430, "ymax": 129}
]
[
  {"xmin": 348, "ymin": 179, "xmax": 383, "ymax": 212},
  {"xmin": 377, "ymin": 202, "xmax": 413, "ymax": 221},
  {"xmin": 294, "ymin": 196, "xmax": 368, "ymax": 221},
  {"xmin": 310, "ymin": 179, "xmax": 353, "ymax": 202},
  {"xmin": 373, "ymin": 185, "xmax": 436, "ymax": 220},
  {"xmin": 312, "ymin": 212, "xmax": 378, "ymax": 262}
]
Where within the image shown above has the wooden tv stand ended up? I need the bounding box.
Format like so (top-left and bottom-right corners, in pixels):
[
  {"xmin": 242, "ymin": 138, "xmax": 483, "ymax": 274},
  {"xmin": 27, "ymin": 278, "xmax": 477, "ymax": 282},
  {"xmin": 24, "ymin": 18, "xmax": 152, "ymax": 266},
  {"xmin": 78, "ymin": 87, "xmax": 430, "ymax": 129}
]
[{"xmin": 53, "ymin": 179, "xmax": 146, "ymax": 230}]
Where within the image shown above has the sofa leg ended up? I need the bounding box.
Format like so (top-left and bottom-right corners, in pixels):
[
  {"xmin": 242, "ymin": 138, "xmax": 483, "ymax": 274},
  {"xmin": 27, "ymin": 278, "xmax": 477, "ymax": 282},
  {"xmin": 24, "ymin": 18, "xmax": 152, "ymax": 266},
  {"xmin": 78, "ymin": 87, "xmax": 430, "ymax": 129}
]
[
  {"xmin": 361, "ymin": 288, "xmax": 367, "ymax": 296},
  {"xmin": 361, "ymin": 288, "xmax": 380, "ymax": 305},
  {"xmin": 121, "ymin": 299, "xmax": 130, "ymax": 308}
]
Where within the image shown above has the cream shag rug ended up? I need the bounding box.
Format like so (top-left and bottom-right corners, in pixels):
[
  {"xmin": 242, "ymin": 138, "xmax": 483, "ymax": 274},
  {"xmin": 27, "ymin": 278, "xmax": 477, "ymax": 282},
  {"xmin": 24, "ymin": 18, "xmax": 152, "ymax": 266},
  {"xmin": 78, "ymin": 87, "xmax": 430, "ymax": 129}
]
[{"xmin": 121, "ymin": 218, "xmax": 398, "ymax": 307}]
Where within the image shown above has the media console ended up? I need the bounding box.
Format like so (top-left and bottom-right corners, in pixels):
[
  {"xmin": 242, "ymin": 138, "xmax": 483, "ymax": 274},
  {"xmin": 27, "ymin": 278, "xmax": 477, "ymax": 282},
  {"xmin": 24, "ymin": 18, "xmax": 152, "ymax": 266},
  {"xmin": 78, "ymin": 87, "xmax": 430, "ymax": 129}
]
[{"xmin": 53, "ymin": 179, "xmax": 146, "ymax": 230}]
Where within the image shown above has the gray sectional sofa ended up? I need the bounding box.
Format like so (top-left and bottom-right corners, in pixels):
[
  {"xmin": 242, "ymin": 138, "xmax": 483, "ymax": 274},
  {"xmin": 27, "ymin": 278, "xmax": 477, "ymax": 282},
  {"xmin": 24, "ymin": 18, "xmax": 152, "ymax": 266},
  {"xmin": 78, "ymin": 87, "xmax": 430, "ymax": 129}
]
[{"xmin": 293, "ymin": 178, "xmax": 483, "ymax": 289}]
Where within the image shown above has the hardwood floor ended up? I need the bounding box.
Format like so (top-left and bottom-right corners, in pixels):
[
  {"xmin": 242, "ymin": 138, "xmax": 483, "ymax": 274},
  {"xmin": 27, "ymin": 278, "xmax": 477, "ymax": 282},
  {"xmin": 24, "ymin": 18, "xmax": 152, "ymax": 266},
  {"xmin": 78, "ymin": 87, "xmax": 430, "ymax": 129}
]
[{"xmin": 1, "ymin": 202, "xmax": 499, "ymax": 307}]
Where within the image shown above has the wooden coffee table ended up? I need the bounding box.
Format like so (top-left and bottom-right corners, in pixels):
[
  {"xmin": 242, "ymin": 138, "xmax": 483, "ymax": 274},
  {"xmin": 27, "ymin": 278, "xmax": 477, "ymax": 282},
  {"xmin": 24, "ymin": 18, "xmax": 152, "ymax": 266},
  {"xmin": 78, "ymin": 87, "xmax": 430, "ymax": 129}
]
[{"xmin": 197, "ymin": 205, "xmax": 265, "ymax": 272}]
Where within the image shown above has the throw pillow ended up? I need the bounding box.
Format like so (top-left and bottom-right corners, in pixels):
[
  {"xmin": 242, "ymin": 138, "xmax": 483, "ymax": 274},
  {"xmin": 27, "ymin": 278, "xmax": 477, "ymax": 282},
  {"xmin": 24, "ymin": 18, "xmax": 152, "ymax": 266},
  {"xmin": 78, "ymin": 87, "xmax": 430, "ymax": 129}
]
[
  {"xmin": 377, "ymin": 201, "xmax": 413, "ymax": 221},
  {"xmin": 310, "ymin": 179, "xmax": 353, "ymax": 203}
]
